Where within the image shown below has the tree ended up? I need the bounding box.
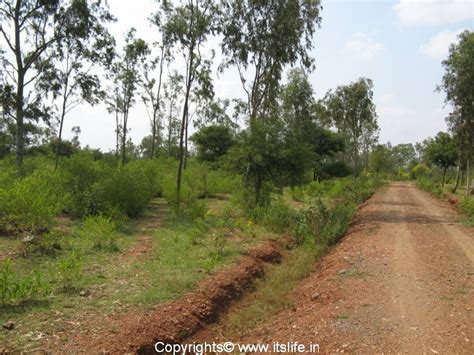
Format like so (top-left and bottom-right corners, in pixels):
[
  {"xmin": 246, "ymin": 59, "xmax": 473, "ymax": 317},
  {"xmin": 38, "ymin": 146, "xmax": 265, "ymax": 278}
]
[
  {"xmin": 49, "ymin": 0, "xmax": 115, "ymax": 170},
  {"xmin": 140, "ymin": 3, "xmax": 173, "ymax": 160},
  {"xmin": 370, "ymin": 144, "xmax": 394, "ymax": 177},
  {"xmin": 0, "ymin": 0, "xmax": 103, "ymax": 171},
  {"xmin": 190, "ymin": 124, "xmax": 235, "ymax": 163},
  {"xmin": 325, "ymin": 78, "xmax": 379, "ymax": 176},
  {"xmin": 165, "ymin": 0, "xmax": 219, "ymax": 204},
  {"xmin": 107, "ymin": 29, "xmax": 147, "ymax": 165},
  {"xmin": 220, "ymin": 0, "xmax": 322, "ymax": 203},
  {"xmin": 280, "ymin": 69, "xmax": 345, "ymax": 182},
  {"xmin": 439, "ymin": 30, "xmax": 474, "ymax": 196},
  {"xmin": 425, "ymin": 132, "xmax": 458, "ymax": 187},
  {"xmin": 162, "ymin": 72, "xmax": 183, "ymax": 157}
]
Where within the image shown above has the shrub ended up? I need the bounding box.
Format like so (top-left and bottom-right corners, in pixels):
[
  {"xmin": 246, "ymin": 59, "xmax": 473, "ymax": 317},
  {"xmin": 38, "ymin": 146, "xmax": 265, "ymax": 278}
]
[
  {"xmin": 59, "ymin": 155, "xmax": 157, "ymax": 218},
  {"xmin": 79, "ymin": 215, "xmax": 118, "ymax": 252},
  {"xmin": 417, "ymin": 178, "xmax": 442, "ymax": 198},
  {"xmin": 0, "ymin": 170, "xmax": 62, "ymax": 234},
  {"xmin": 255, "ymin": 199, "xmax": 296, "ymax": 234},
  {"xmin": 18, "ymin": 230, "xmax": 65, "ymax": 257},
  {"xmin": 98, "ymin": 166, "xmax": 153, "ymax": 218},
  {"xmin": 459, "ymin": 198, "xmax": 474, "ymax": 223},
  {"xmin": 412, "ymin": 164, "xmax": 432, "ymax": 179}
]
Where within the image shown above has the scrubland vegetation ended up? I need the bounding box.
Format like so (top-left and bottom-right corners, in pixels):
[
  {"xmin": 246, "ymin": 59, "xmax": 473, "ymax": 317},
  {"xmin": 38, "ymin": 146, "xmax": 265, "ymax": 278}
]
[{"xmin": 0, "ymin": 0, "xmax": 472, "ymax": 350}]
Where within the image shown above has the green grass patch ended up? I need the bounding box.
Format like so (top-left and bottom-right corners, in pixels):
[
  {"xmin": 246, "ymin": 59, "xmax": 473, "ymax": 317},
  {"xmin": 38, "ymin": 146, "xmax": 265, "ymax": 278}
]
[{"xmin": 222, "ymin": 245, "xmax": 324, "ymax": 334}]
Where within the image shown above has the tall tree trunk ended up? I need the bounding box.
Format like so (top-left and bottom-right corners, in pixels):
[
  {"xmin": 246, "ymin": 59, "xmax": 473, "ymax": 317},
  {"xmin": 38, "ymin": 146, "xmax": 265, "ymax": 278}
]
[
  {"xmin": 466, "ymin": 153, "xmax": 471, "ymax": 197},
  {"xmin": 15, "ymin": 74, "xmax": 25, "ymax": 173},
  {"xmin": 184, "ymin": 110, "xmax": 189, "ymax": 171},
  {"xmin": 176, "ymin": 51, "xmax": 194, "ymax": 205},
  {"xmin": 55, "ymin": 75, "xmax": 69, "ymax": 171},
  {"xmin": 14, "ymin": 2, "xmax": 24, "ymax": 173},
  {"xmin": 115, "ymin": 110, "xmax": 120, "ymax": 162},
  {"xmin": 451, "ymin": 151, "xmax": 461, "ymax": 193},
  {"xmin": 442, "ymin": 166, "xmax": 448, "ymax": 188},
  {"xmin": 121, "ymin": 111, "xmax": 128, "ymax": 166},
  {"xmin": 150, "ymin": 45, "xmax": 166, "ymax": 160},
  {"xmin": 151, "ymin": 110, "xmax": 157, "ymax": 160}
]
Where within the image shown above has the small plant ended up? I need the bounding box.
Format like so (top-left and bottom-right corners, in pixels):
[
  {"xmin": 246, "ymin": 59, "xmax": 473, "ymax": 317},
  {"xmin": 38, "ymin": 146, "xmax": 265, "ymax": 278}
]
[
  {"xmin": 0, "ymin": 258, "xmax": 47, "ymax": 305},
  {"xmin": 56, "ymin": 252, "xmax": 82, "ymax": 291},
  {"xmin": 79, "ymin": 215, "xmax": 119, "ymax": 252}
]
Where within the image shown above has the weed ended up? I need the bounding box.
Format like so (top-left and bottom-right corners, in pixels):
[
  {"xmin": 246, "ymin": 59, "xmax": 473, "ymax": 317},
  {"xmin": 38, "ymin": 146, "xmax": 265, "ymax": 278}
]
[
  {"xmin": 0, "ymin": 258, "xmax": 48, "ymax": 306},
  {"xmin": 55, "ymin": 252, "xmax": 82, "ymax": 291},
  {"xmin": 79, "ymin": 215, "xmax": 119, "ymax": 252}
]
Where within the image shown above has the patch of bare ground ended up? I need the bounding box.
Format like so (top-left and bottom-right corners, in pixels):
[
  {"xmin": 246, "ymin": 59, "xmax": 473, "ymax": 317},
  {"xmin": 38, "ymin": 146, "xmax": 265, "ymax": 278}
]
[
  {"xmin": 124, "ymin": 198, "xmax": 169, "ymax": 261},
  {"xmin": 190, "ymin": 182, "xmax": 473, "ymax": 354}
]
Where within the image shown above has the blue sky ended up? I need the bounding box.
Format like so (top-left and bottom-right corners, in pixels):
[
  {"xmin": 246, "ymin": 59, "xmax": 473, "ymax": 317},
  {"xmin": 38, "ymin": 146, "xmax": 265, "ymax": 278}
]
[{"xmin": 62, "ymin": 0, "xmax": 474, "ymax": 151}]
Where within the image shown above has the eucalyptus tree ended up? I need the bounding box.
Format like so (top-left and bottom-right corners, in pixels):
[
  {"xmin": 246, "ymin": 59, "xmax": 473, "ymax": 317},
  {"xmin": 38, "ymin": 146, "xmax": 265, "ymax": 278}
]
[
  {"xmin": 140, "ymin": 3, "xmax": 174, "ymax": 160},
  {"xmin": 164, "ymin": 0, "xmax": 219, "ymax": 204},
  {"xmin": 108, "ymin": 29, "xmax": 147, "ymax": 165},
  {"xmin": 220, "ymin": 0, "xmax": 322, "ymax": 122},
  {"xmin": 439, "ymin": 30, "xmax": 474, "ymax": 196},
  {"xmin": 0, "ymin": 0, "xmax": 105, "ymax": 171},
  {"xmin": 50, "ymin": 0, "xmax": 115, "ymax": 170},
  {"xmin": 160, "ymin": 72, "xmax": 182, "ymax": 157},
  {"xmin": 219, "ymin": 0, "xmax": 322, "ymax": 203},
  {"xmin": 324, "ymin": 78, "xmax": 378, "ymax": 176}
]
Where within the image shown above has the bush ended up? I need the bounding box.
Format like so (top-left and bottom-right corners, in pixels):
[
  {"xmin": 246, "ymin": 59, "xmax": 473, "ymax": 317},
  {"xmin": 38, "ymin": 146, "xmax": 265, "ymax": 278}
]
[
  {"xmin": 59, "ymin": 154, "xmax": 157, "ymax": 218},
  {"xmin": 0, "ymin": 170, "xmax": 62, "ymax": 234},
  {"xmin": 18, "ymin": 230, "xmax": 65, "ymax": 257},
  {"xmin": 79, "ymin": 215, "xmax": 118, "ymax": 252},
  {"xmin": 412, "ymin": 164, "xmax": 432, "ymax": 179},
  {"xmin": 416, "ymin": 178, "xmax": 442, "ymax": 198},
  {"xmin": 0, "ymin": 258, "xmax": 48, "ymax": 305},
  {"xmin": 98, "ymin": 166, "xmax": 153, "ymax": 218},
  {"xmin": 254, "ymin": 199, "xmax": 296, "ymax": 234},
  {"xmin": 459, "ymin": 197, "xmax": 474, "ymax": 223},
  {"xmin": 291, "ymin": 178, "xmax": 377, "ymax": 245}
]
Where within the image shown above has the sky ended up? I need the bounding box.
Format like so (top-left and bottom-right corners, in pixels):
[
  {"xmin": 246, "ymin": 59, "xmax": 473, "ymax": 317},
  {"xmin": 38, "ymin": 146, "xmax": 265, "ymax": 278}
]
[{"xmin": 61, "ymin": 0, "xmax": 474, "ymax": 151}]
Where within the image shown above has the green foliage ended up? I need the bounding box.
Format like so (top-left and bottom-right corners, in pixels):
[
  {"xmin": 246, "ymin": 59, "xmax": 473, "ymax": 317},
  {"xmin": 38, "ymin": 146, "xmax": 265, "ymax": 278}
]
[
  {"xmin": 458, "ymin": 198, "xmax": 474, "ymax": 223},
  {"xmin": 19, "ymin": 230, "xmax": 65, "ymax": 257},
  {"xmin": 55, "ymin": 252, "xmax": 83, "ymax": 291},
  {"xmin": 79, "ymin": 215, "xmax": 118, "ymax": 252},
  {"xmin": 424, "ymin": 132, "xmax": 458, "ymax": 185},
  {"xmin": 0, "ymin": 170, "xmax": 62, "ymax": 234},
  {"xmin": 416, "ymin": 178, "xmax": 443, "ymax": 198},
  {"xmin": 58, "ymin": 154, "xmax": 157, "ymax": 218},
  {"xmin": 412, "ymin": 164, "xmax": 432, "ymax": 179},
  {"xmin": 0, "ymin": 258, "xmax": 48, "ymax": 306},
  {"xmin": 254, "ymin": 198, "xmax": 296, "ymax": 234},
  {"xmin": 190, "ymin": 125, "xmax": 235, "ymax": 162}
]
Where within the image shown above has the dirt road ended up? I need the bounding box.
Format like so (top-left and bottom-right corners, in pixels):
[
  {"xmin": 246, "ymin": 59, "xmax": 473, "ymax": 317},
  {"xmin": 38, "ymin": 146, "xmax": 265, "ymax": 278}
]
[{"xmin": 195, "ymin": 182, "xmax": 474, "ymax": 353}]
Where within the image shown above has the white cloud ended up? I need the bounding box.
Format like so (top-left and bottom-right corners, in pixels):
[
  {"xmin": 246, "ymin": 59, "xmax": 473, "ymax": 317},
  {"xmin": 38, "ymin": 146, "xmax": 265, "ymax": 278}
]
[
  {"xmin": 343, "ymin": 33, "xmax": 384, "ymax": 60},
  {"xmin": 419, "ymin": 29, "xmax": 465, "ymax": 59},
  {"xmin": 394, "ymin": 0, "xmax": 474, "ymax": 26},
  {"xmin": 377, "ymin": 103, "xmax": 448, "ymax": 144}
]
